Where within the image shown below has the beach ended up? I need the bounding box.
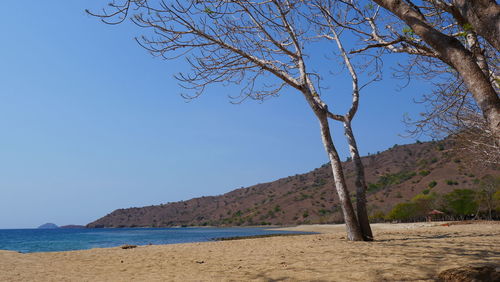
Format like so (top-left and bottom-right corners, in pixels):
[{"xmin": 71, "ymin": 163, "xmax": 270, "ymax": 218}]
[{"xmin": 0, "ymin": 222, "xmax": 499, "ymax": 281}]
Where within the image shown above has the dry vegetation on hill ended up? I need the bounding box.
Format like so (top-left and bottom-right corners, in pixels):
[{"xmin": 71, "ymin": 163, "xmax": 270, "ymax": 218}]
[{"xmin": 87, "ymin": 139, "xmax": 499, "ymax": 228}]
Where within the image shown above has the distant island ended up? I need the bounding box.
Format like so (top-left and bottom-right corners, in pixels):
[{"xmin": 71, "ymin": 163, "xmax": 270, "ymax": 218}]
[
  {"xmin": 37, "ymin": 223, "xmax": 58, "ymax": 229},
  {"xmin": 37, "ymin": 223, "xmax": 85, "ymax": 229}
]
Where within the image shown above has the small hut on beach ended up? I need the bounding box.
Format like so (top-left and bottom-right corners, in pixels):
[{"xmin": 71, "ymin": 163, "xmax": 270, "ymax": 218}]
[{"xmin": 427, "ymin": 209, "xmax": 445, "ymax": 222}]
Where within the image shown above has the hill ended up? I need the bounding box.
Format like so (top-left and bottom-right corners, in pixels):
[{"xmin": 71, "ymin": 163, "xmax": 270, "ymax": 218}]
[{"xmin": 87, "ymin": 139, "xmax": 498, "ymax": 228}]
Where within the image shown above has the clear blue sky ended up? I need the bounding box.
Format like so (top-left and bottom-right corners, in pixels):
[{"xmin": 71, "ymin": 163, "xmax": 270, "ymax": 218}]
[{"xmin": 0, "ymin": 1, "xmax": 432, "ymax": 228}]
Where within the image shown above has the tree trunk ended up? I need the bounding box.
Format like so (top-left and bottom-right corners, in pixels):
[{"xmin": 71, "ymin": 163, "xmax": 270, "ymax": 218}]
[
  {"xmin": 373, "ymin": 0, "xmax": 500, "ymax": 143},
  {"xmin": 487, "ymin": 200, "xmax": 493, "ymax": 220},
  {"xmin": 343, "ymin": 121, "xmax": 374, "ymax": 241},
  {"xmin": 443, "ymin": 43, "xmax": 500, "ymax": 144},
  {"xmin": 453, "ymin": 0, "xmax": 500, "ymax": 51},
  {"xmin": 317, "ymin": 114, "xmax": 364, "ymax": 241}
]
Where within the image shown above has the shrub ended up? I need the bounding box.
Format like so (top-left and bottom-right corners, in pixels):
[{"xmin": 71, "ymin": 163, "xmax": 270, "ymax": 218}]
[
  {"xmin": 367, "ymin": 182, "xmax": 382, "ymax": 193},
  {"xmin": 419, "ymin": 170, "xmax": 431, "ymax": 176},
  {"xmin": 446, "ymin": 180, "xmax": 459, "ymax": 185},
  {"xmin": 318, "ymin": 209, "xmax": 330, "ymax": 215},
  {"xmin": 418, "ymin": 159, "xmax": 428, "ymax": 167},
  {"xmin": 379, "ymin": 171, "xmax": 416, "ymax": 186},
  {"xmin": 266, "ymin": 210, "xmax": 276, "ymax": 218},
  {"xmin": 298, "ymin": 193, "xmax": 312, "ymax": 200},
  {"xmin": 368, "ymin": 171, "xmax": 417, "ymax": 194},
  {"xmin": 428, "ymin": 181, "xmax": 437, "ymax": 188},
  {"xmin": 422, "ymin": 189, "xmax": 430, "ymax": 195},
  {"xmin": 313, "ymin": 178, "xmax": 327, "ymax": 186}
]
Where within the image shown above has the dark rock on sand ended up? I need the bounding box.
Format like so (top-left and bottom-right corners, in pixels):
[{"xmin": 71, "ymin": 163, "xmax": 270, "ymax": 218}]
[{"xmin": 438, "ymin": 265, "xmax": 500, "ymax": 282}]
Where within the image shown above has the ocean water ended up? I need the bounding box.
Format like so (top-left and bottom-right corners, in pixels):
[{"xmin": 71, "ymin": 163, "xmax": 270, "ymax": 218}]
[{"xmin": 0, "ymin": 227, "xmax": 305, "ymax": 253}]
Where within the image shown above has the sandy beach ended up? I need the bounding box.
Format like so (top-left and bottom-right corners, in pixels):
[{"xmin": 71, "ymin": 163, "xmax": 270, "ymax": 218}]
[{"xmin": 0, "ymin": 222, "xmax": 499, "ymax": 281}]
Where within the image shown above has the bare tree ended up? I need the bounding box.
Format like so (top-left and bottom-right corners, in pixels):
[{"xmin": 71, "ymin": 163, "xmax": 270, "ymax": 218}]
[
  {"xmin": 406, "ymin": 78, "xmax": 500, "ymax": 166},
  {"xmin": 375, "ymin": 0, "xmax": 499, "ymax": 141},
  {"xmin": 307, "ymin": 1, "xmax": 378, "ymax": 240},
  {"xmin": 326, "ymin": 0, "xmax": 499, "ymax": 143},
  {"xmin": 473, "ymin": 175, "xmax": 500, "ymax": 220},
  {"xmin": 88, "ymin": 0, "xmax": 376, "ymax": 241}
]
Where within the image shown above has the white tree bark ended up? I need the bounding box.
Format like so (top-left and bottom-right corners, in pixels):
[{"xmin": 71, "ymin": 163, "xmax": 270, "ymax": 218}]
[
  {"xmin": 343, "ymin": 121, "xmax": 373, "ymax": 241},
  {"xmin": 317, "ymin": 114, "xmax": 364, "ymax": 241}
]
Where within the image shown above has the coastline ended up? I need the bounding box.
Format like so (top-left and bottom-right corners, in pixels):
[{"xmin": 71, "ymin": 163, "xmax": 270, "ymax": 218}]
[
  {"xmin": 0, "ymin": 226, "xmax": 307, "ymax": 253},
  {"xmin": 1, "ymin": 222, "xmax": 499, "ymax": 281}
]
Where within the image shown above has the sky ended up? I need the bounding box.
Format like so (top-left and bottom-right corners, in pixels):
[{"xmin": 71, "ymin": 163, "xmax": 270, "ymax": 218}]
[{"xmin": 0, "ymin": 1, "xmax": 433, "ymax": 229}]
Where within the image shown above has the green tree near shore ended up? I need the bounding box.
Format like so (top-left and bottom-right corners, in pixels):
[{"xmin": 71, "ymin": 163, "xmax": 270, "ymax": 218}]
[
  {"xmin": 475, "ymin": 175, "xmax": 500, "ymax": 219},
  {"xmin": 385, "ymin": 187, "xmax": 500, "ymax": 221},
  {"xmin": 444, "ymin": 189, "xmax": 477, "ymax": 219},
  {"xmin": 385, "ymin": 193, "xmax": 438, "ymax": 221},
  {"xmin": 386, "ymin": 202, "xmax": 418, "ymax": 221}
]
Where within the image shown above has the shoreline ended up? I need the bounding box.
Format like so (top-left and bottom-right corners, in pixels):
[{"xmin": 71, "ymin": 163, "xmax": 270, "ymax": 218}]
[
  {"xmin": 1, "ymin": 221, "xmax": 496, "ymax": 253},
  {"xmin": 1, "ymin": 222, "xmax": 499, "ymax": 281},
  {"xmin": 0, "ymin": 226, "xmax": 313, "ymax": 254}
]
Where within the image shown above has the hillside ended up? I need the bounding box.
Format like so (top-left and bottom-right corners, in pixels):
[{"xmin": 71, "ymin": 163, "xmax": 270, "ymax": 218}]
[{"xmin": 87, "ymin": 139, "xmax": 498, "ymax": 228}]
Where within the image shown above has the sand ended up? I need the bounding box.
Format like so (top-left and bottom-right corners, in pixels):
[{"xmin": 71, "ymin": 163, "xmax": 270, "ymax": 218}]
[{"xmin": 1, "ymin": 222, "xmax": 499, "ymax": 281}]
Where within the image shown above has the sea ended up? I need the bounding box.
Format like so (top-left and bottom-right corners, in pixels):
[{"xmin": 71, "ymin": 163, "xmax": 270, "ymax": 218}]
[{"xmin": 0, "ymin": 227, "xmax": 305, "ymax": 253}]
